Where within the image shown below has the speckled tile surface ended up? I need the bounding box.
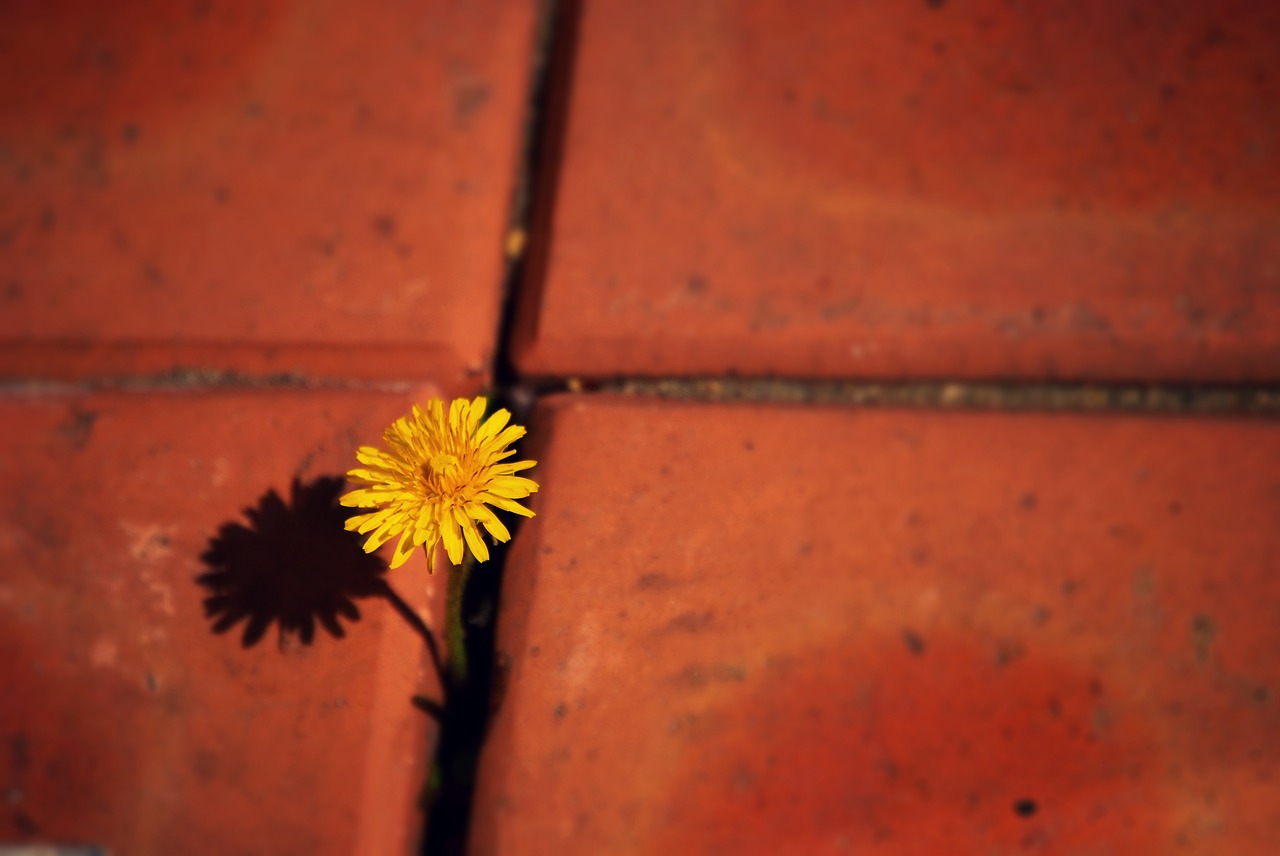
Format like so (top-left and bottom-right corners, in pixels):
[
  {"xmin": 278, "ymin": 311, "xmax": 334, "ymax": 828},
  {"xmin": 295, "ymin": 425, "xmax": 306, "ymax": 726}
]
[
  {"xmin": 0, "ymin": 0, "xmax": 535, "ymax": 384},
  {"xmin": 472, "ymin": 394, "xmax": 1280, "ymax": 854},
  {"xmin": 514, "ymin": 0, "xmax": 1280, "ymax": 381}
]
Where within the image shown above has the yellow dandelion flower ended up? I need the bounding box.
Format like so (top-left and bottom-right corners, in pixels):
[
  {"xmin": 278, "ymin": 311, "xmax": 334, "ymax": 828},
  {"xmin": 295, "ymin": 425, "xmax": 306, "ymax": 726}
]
[{"xmin": 340, "ymin": 397, "xmax": 538, "ymax": 571}]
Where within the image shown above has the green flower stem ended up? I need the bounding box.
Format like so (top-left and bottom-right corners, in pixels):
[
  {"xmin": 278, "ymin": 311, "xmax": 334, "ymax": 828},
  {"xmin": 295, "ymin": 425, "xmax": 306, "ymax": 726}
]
[{"xmin": 444, "ymin": 555, "xmax": 472, "ymax": 688}]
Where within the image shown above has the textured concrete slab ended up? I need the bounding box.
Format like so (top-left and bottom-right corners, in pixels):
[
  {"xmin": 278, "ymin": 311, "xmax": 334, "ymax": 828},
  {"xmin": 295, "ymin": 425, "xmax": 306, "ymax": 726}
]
[
  {"xmin": 472, "ymin": 394, "xmax": 1280, "ymax": 854},
  {"xmin": 0, "ymin": 387, "xmax": 451, "ymax": 853},
  {"xmin": 514, "ymin": 0, "xmax": 1280, "ymax": 381},
  {"xmin": 0, "ymin": 0, "xmax": 536, "ymax": 384}
]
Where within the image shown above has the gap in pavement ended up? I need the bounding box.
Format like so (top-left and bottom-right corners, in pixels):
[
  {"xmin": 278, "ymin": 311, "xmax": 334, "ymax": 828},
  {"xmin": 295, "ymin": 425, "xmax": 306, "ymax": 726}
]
[{"xmin": 420, "ymin": 1, "xmax": 569, "ymax": 854}]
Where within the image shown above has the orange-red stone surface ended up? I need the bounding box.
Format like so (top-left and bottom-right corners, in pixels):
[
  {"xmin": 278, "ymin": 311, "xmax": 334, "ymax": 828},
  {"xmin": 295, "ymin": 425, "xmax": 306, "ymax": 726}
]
[
  {"xmin": 0, "ymin": 0, "xmax": 535, "ymax": 384},
  {"xmin": 514, "ymin": 0, "xmax": 1280, "ymax": 381},
  {"xmin": 0, "ymin": 388, "xmax": 449, "ymax": 853},
  {"xmin": 472, "ymin": 395, "xmax": 1280, "ymax": 854}
]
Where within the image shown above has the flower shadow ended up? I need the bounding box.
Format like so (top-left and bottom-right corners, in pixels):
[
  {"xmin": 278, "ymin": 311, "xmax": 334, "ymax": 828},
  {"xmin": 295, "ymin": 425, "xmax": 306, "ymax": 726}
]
[{"xmin": 197, "ymin": 475, "xmax": 431, "ymax": 656}]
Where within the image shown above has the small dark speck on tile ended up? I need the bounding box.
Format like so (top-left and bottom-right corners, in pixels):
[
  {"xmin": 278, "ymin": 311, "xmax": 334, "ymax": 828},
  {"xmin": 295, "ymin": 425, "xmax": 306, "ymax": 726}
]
[
  {"xmin": 94, "ymin": 48, "xmax": 119, "ymax": 71},
  {"xmin": 121, "ymin": 123, "xmax": 140, "ymax": 144},
  {"xmin": 1168, "ymin": 501, "xmax": 1183, "ymax": 515},
  {"xmin": 213, "ymin": 185, "xmax": 230, "ymax": 204},
  {"xmin": 10, "ymin": 733, "xmax": 30, "ymax": 770},
  {"xmin": 13, "ymin": 810, "xmax": 38, "ymax": 836},
  {"xmin": 743, "ymin": 440, "xmax": 755, "ymax": 451},
  {"xmin": 1253, "ymin": 686, "xmax": 1270, "ymax": 704},
  {"xmin": 636, "ymin": 572, "xmax": 674, "ymax": 591},
  {"xmin": 1013, "ymin": 798, "xmax": 1038, "ymax": 818},
  {"xmin": 901, "ymin": 628, "xmax": 926, "ymax": 655},
  {"xmin": 553, "ymin": 702, "xmax": 567, "ymax": 719},
  {"xmin": 453, "ymin": 81, "xmax": 492, "ymax": 120},
  {"xmin": 244, "ymin": 100, "xmax": 264, "ymax": 118},
  {"xmin": 372, "ymin": 214, "xmax": 397, "ymax": 238},
  {"xmin": 1019, "ymin": 493, "xmax": 1037, "ymax": 510},
  {"xmin": 3, "ymin": 280, "xmax": 22, "ymax": 300},
  {"xmin": 995, "ymin": 640, "xmax": 1025, "ymax": 667},
  {"xmin": 686, "ymin": 274, "xmax": 708, "ymax": 294},
  {"xmin": 926, "ymin": 0, "xmax": 946, "ymax": 8},
  {"xmin": 1191, "ymin": 614, "xmax": 1217, "ymax": 663},
  {"xmin": 39, "ymin": 208, "xmax": 56, "ymax": 230},
  {"xmin": 1061, "ymin": 578, "xmax": 1080, "ymax": 596},
  {"xmin": 56, "ymin": 408, "xmax": 98, "ymax": 450},
  {"xmin": 529, "ymin": 645, "xmax": 540, "ymax": 657},
  {"xmin": 142, "ymin": 262, "xmax": 165, "ymax": 286}
]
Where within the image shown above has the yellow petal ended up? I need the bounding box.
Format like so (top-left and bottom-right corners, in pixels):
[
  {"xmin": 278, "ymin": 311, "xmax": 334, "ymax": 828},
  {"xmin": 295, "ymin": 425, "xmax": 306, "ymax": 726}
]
[
  {"xmin": 467, "ymin": 396, "xmax": 487, "ymax": 434},
  {"xmin": 467, "ymin": 502, "xmax": 510, "ymax": 542},
  {"xmin": 386, "ymin": 416, "xmax": 417, "ymax": 450},
  {"xmin": 476, "ymin": 408, "xmax": 510, "ymax": 441},
  {"xmin": 364, "ymin": 509, "xmax": 410, "ymax": 535},
  {"xmin": 356, "ymin": 446, "xmax": 401, "ymax": 469},
  {"xmin": 440, "ymin": 509, "xmax": 464, "ymax": 565},
  {"xmin": 491, "ymin": 460, "xmax": 537, "ymax": 475},
  {"xmin": 479, "ymin": 492, "xmax": 536, "ymax": 518},
  {"xmin": 455, "ymin": 507, "xmax": 489, "ymax": 562},
  {"xmin": 486, "ymin": 476, "xmax": 539, "ymax": 498},
  {"xmin": 481, "ymin": 424, "xmax": 526, "ymax": 453},
  {"xmin": 448, "ymin": 397, "xmax": 466, "ymax": 434},
  {"xmin": 420, "ymin": 535, "xmax": 440, "ymax": 573},
  {"xmin": 353, "ymin": 506, "xmax": 395, "ymax": 534},
  {"xmin": 363, "ymin": 521, "xmax": 402, "ymax": 552},
  {"xmin": 415, "ymin": 504, "xmax": 437, "ymax": 539},
  {"xmin": 340, "ymin": 488, "xmax": 404, "ymax": 507},
  {"xmin": 344, "ymin": 512, "xmax": 374, "ymax": 532},
  {"xmin": 389, "ymin": 529, "xmax": 416, "ymax": 569},
  {"xmin": 346, "ymin": 467, "xmax": 399, "ymax": 484}
]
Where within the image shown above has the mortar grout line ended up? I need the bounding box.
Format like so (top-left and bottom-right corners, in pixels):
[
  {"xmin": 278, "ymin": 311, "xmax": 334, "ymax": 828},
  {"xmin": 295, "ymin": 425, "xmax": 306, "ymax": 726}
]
[
  {"xmin": 9, "ymin": 371, "xmax": 1278, "ymax": 417},
  {"xmin": 553, "ymin": 377, "xmax": 1280, "ymax": 416},
  {"xmin": 0, "ymin": 370, "xmax": 425, "ymax": 396}
]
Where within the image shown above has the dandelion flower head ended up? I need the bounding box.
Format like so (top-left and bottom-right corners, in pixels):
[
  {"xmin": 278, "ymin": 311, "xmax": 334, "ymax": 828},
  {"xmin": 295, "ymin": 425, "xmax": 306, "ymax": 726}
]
[{"xmin": 341, "ymin": 397, "xmax": 537, "ymax": 570}]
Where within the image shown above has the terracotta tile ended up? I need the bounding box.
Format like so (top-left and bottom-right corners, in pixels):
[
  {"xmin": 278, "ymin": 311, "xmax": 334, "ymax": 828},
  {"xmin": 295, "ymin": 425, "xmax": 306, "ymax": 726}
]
[
  {"xmin": 472, "ymin": 395, "xmax": 1280, "ymax": 854},
  {"xmin": 0, "ymin": 0, "xmax": 535, "ymax": 384},
  {"xmin": 515, "ymin": 1, "xmax": 1280, "ymax": 381},
  {"xmin": 0, "ymin": 387, "xmax": 453, "ymax": 853}
]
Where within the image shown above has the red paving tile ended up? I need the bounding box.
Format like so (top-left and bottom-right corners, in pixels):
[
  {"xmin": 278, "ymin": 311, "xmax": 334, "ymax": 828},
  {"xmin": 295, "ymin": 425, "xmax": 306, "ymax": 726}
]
[
  {"xmin": 0, "ymin": 387, "xmax": 452, "ymax": 853},
  {"xmin": 471, "ymin": 395, "xmax": 1280, "ymax": 854},
  {"xmin": 514, "ymin": 0, "xmax": 1280, "ymax": 382},
  {"xmin": 0, "ymin": 0, "xmax": 535, "ymax": 384}
]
